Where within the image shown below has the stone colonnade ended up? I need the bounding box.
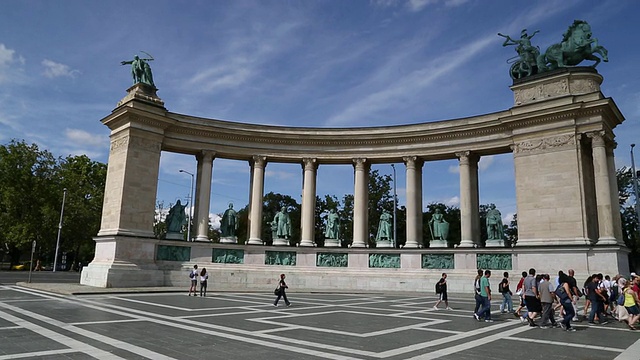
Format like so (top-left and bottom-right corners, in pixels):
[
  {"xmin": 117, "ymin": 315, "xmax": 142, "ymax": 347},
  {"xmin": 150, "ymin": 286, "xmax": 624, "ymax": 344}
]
[{"xmin": 82, "ymin": 68, "xmax": 629, "ymax": 288}]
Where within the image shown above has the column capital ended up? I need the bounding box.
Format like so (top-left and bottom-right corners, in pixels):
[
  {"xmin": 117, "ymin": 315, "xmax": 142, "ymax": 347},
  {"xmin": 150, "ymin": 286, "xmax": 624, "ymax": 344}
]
[
  {"xmin": 586, "ymin": 131, "xmax": 606, "ymax": 147},
  {"xmin": 251, "ymin": 155, "xmax": 267, "ymax": 168},
  {"xmin": 197, "ymin": 150, "xmax": 216, "ymax": 162},
  {"xmin": 302, "ymin": 157, "xmax": 318, "ymax": 171},
  {"xmin": 352, "ymin": 158, "xmax": 368, "ymax": 171},
  {"xmin": 455, "ymin": 151, "xmax": 478, "ymax": 165}
]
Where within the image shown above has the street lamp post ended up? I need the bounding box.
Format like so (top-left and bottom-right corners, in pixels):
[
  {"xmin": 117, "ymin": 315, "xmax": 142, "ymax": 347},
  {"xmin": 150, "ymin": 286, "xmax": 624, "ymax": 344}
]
[
  {"xmin": 631, "ymin": 144, "xmax": 640, "ymax": 225},
  {"xmin": 391, "ymin": 164, "xmax": 397, "ymax": 248},
  {"xmin": 53, "ymin": 188, "xmax": 67, "ymax": 273},
  {"xmin": 179, "ymin": 169, "xmax": 195, "ymax": 241}
]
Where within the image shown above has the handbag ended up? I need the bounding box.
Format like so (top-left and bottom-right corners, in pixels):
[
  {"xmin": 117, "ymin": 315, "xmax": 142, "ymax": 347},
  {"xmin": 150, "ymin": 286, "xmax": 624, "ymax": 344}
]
[{"xmin": 274, "ymin": 286, "xmax": 281, "ymax": 296}]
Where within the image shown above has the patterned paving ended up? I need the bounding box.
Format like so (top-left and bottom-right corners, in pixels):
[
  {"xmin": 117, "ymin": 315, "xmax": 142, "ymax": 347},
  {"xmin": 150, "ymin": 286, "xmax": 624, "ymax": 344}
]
[{"xmin": 1, "ymin": 286, "xmax": 639, "ymax": 359}]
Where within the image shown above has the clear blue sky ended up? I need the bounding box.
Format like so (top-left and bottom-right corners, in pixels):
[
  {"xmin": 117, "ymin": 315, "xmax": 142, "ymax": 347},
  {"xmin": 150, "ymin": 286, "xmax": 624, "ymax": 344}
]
[{"xmin": 1, "ymin": 1, "xmax": 638, "ymax": 226}]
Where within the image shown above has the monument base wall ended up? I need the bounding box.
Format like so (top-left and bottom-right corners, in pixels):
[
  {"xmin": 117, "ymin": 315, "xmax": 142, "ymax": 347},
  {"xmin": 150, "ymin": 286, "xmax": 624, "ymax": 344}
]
[{"xmin": 80, "ymin": 239, "xmax": 630, "ymax": 291}]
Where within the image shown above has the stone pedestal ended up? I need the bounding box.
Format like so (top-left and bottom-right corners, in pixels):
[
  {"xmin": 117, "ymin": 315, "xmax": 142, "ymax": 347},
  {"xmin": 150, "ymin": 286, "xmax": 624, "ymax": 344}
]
[
  {"xmin": 273, "ymin": 238, "xmax": 289, "ymax": 246},
  {"xmin": 485, "ymin": 239, "xmax": 505, "ymax": 248},
  {"xmin": 376, "ymin": 240, "xmax": 393, "ymax": 248},
  {"xmin": 165, "ymin": 233, "xmax": 183, "ymax": 241},
  {"xmin": 429, "ymin": 240, "xmax": 447, "ymax": 248},
  {"xmin": 219, "ymin": 236, "xmax": 238, "ymax": 244},
  {"xmin": 324, "ymin": 238, "xmax": 340, "ymax": 247}
]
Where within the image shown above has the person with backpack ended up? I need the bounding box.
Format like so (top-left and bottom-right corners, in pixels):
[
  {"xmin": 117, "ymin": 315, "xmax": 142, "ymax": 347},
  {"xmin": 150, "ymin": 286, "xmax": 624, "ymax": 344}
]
[
  {"xmin": 557, "ymin": 272, "xmax": 577, "ymax": 332},
  {"xmin": 499, "ymin": 271, "xmax": 513, "ymax": 314},
  {"xmin": 433, "ymin": 273, "xmax": 452, "ymax": 310},
  {"xmin": 188, "ymin": 264, "xmax": 198, "ymax": 296},
  {"xmin": 474, "ymin": 270, "xmax": 493, "ymax": 322}
]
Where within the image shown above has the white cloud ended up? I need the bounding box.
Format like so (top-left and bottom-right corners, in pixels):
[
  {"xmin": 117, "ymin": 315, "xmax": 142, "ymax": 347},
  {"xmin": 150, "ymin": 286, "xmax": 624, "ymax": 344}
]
[
  {"xmin": 407, "ymin": 0, "xmax": 436, "ymax": 12},
  {"xmin": 0, "ymin": 43, "xmax": 24, "ymax": 83},
  {"xmin": 502, "ymin": 212, "xmax": 515, "ymax": 225},
  {"xmin": 265, "ymin": 169, "xmax": 296, "ymax": 180},
  {"xmin": 42, "ymin": 59, "xmax": 80, "ymax": 79},
  {"xmin": 478, "ymin": 155, "xmax": 495, "ymax": 172},
  {"xmin": 64, "ymin": 129, "xmax": 107, "ymax": 147},
  {"xmin": 444, "ymin": 196, "xmax": 459, "ymax": 206},
  {"xmin": 448, "ymin": 165, "xmax": 459, "ymax": 174}
]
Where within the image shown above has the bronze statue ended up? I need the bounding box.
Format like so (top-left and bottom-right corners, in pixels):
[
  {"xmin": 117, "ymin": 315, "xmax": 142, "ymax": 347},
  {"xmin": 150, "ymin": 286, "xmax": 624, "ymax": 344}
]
[
  {"xmin": 498, "ymin": 29, "xmax": 540, "ymax": 79},
  {"xmin": 121, "ymin": 52, "xmax": 156, "ymax": 88},
  {"xmin": 537, "ymin": 20, "xmax": 608, "ymax": 71}
]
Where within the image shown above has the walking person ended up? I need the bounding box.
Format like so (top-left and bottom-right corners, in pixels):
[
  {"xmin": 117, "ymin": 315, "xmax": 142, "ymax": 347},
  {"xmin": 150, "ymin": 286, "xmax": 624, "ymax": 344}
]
[
  {"xmin": 587, "ymin": 274, "xmax": 608, "ymax": 325},
  {"xmin": 473, "ymin": 269, "xmax": 483, "ymax": 316},
  {"xmin": 539, "ymin": 274, "xmax": 558, "ymax": 328},
  {"xmin": 514, "ymin": 271, "xmax": 527, "ymax": 319},
  {"xmin": 434, "ymin": 273, "xmax": 452, "ymax": 310},
  {"xmin": 474, "ymin": 270, "xmax": 493, "ymax": 322},
  {"xmin": 499, "ymin": 271, "xmax": 513, "ymax": 314},
  {"xmin": 621, "ymin": 278, "xmax": 640, "ymax": 330},
  {"xmin": 524, "ymin": 268, "xmax": 542, "ymax": 327},
  {"xmin": 199, "ymin": 268, "xmax": 208, "ymax": 297},
  {"xmin": 188, "ymin": 264, "xmax": 199, "ymax": 296},
  {"xmin": 273, "ymin": 273, "xmax": 291, "ymax": 307},
  {"xmin": 567, "ymin": 269, "xmax": 581, "ymax": 321},
  {"xmin": 557, "ymin": 272, "xmax": 577, "ymax": 332}
]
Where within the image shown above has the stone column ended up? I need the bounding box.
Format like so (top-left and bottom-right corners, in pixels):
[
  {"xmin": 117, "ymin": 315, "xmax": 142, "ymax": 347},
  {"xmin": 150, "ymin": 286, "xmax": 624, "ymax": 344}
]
[
  {"xmin": 457, "ymin": 151, "xmax": 479, "ymax": 247},
  {"xmin": 300, "ymin": 158, "xmax": 318, "ymax": 247},
  {"xmin": 589, "ymin": 132, "xmax": 616, "ymax": 244},
  {"xmin": 98, "ymin": 128, "xmax": 163, "ymax": 238},
  {"xmin": 195, "ymin": 151, "xmax": 215, "ymax": 242},
  {"xmin": 352, "ymin": 158, "xmax": 369, "ymax": 248},
  {"xmin": 606, "ymin": 144, "xmax": 624, "ymax": 245},
  {"xmin": 247, "ymin": 156, "xmax": 267, "ymax": 245},
  {"xmin": 404, "ymin": 156, "xmax": 423, "ymax": 248}
]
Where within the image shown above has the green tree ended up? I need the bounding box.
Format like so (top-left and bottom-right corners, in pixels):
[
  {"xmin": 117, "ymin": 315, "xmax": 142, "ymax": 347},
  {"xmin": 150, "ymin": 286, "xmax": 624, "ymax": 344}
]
[
  {"xmin": 618, "ymin": 167, "xmax": 639, "ymax": 270},
  {"xmin": 504, "ymin": 213, "xmax": 518, "ymax": 247},
  {"xmin": 55, "ymin": 155, "xmax": 106, "ymax": 268},
  {"xmin": 0, "ymin": 140, "xmax": 58, "ymax": 268}
]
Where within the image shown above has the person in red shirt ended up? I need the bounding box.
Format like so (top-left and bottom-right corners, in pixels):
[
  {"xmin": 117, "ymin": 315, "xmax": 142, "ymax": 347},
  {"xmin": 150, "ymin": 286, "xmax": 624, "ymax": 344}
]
[{"xmin": 514, "ymin": 271, "xmax": 528, "ymax": 318}]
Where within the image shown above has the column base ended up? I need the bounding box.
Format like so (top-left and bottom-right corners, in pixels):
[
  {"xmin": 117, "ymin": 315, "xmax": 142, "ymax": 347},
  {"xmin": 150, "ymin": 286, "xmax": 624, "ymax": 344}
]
[
  {"xmin": 219, "ymin": 236, "xmax": 238, "ymax": 244},
  {"xmin": 247, "ymin": 238, "xmax": 263, "ymax": 245},
  {"xmin": 458, "ymin": 240, "xmax": 475, "ymax": 248},
  {"xmin": 299, "ymin": 239, "xmax": 316, "ymax": 247},
  {"xmin": 194, "ymin": 235, "xmax": 210, "ymax": 242},
  {"xmin": 350, "ymin": 242, "xmax": 367, "ymax": 248},
  {"xmin": 324, "ymin": 239, "xmax": 340, "ymax": 247},
  {"xmin": 429, "ymin": 240, "xmax": 448, "ymax": 248},
  {"xmin": 403, "ymin": 241, "xmax": 419, "ymax": 249},
  {"xmin": 597, "ymin": 237, "xmax": 621, "ymax": 246},
  {"xmin": 273, "ymin": 238, "xmax": 289, "ymax": 246}
]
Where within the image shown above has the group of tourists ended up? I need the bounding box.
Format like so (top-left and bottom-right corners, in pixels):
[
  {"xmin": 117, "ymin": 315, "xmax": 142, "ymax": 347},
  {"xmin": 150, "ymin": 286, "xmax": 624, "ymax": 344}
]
[{"xmin": 472, "ymin": 267, "xmax": 640, "ymax": 331}]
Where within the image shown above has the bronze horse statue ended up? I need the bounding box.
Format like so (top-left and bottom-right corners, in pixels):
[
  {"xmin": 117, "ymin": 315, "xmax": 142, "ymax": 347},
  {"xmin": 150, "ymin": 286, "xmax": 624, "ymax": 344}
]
[{"xmin": 537, "ymin": 20, "xmax": 608, "ymax": 71}]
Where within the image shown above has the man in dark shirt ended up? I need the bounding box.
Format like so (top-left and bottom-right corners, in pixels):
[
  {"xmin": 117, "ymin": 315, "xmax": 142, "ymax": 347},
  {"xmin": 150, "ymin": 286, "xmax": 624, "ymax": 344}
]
[
  {"xmin": 587, "ymin": 274, "xmax": 607, "ymax": 325},
  {"xmin": 567, "ymin": 269, "xmax": 580, "ymax": 321}
]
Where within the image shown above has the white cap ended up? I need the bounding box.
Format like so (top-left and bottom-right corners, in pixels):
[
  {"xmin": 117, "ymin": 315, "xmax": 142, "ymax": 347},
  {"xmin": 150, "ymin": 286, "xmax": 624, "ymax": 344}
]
[{"xmin": 631, "ymin": 272, "xmax": 637, "ymax": 278}]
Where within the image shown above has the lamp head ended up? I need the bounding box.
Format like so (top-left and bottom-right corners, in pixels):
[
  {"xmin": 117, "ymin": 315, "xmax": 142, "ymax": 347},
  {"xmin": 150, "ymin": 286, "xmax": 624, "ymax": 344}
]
[{"xmin": 632, "ymin": 144, "xmax": 636, "ymax": 148}]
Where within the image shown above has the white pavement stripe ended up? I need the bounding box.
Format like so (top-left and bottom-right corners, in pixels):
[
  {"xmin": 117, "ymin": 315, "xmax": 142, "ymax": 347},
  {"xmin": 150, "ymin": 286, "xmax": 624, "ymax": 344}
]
[
  {"xmin": 505, "ymin": 336, "xmax": 624, "ymax": 353},
  {"xmin": 7, "ymin": 286, "xmax": 367, "ymax": 360},
  {"xmin": 0, "ymin": 325, "xmax": 22, "ymax": 330},
  {"xmin": 69, "ymin": 319, "xmax": 146, "ymax": 326},
  {"xmin": 0, "ymin": 307, "xmax": 127, "ymax": 360},
  {"xmin": 403, "ymin": 324, "xmax": 533, "ymax": 360},
  {"xmin": 614, "ymin": 338, "xmax": 640, "ymax": 360},
  {"xmin": 0, "ymin": 349, "xmax": 78, "ymax": 359},
  {"xmin": 377, "ymin": 321, "xmax": 520, "ymax": 358},
  {"xmin": 0, "ymin": 302, "xmax": 177, "ymax": 360},
  {"xmin": 414, "ymin": 327, "xmax": 462, "ymax": 335}
]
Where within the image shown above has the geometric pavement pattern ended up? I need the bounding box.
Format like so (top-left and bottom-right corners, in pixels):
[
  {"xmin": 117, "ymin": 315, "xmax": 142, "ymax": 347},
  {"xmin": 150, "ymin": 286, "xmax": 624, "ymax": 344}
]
[{"xmin": 1, "ymin": 286, "xmax": 639, "ymax": 360}]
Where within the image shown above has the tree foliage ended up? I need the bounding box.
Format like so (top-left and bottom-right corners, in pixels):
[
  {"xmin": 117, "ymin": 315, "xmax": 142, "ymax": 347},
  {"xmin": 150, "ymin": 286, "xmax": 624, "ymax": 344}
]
[{"xmin": 0, "ymin": 140, "xmax": 105, "ymax": 269}]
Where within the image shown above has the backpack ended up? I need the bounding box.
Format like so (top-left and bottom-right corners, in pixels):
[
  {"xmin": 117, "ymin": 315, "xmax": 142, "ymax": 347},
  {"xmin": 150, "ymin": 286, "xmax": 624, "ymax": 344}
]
[
  {"xmin": 498, "ymin": 281, "xmax": 504, "ymax": 293},
  {"xmin": 435, "ymin": 282, "xmax": 442, "ymax": 294},
  {"xmin": 618, "ymin": 292, "xmax": 625, "ymax": 306},
  {"xmin": 555, "ymin": 284, "xmax": 570, "ymax": 302},
  {"xmin": 189, "ymin": 271, "xmax": 195, "ymax": 279}
]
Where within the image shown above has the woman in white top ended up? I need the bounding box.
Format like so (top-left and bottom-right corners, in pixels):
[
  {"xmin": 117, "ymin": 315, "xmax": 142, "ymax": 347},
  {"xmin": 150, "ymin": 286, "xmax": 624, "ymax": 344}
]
[{"xmin": 200, "ymin": 268, "xmax": 209, "ymax": 297}]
